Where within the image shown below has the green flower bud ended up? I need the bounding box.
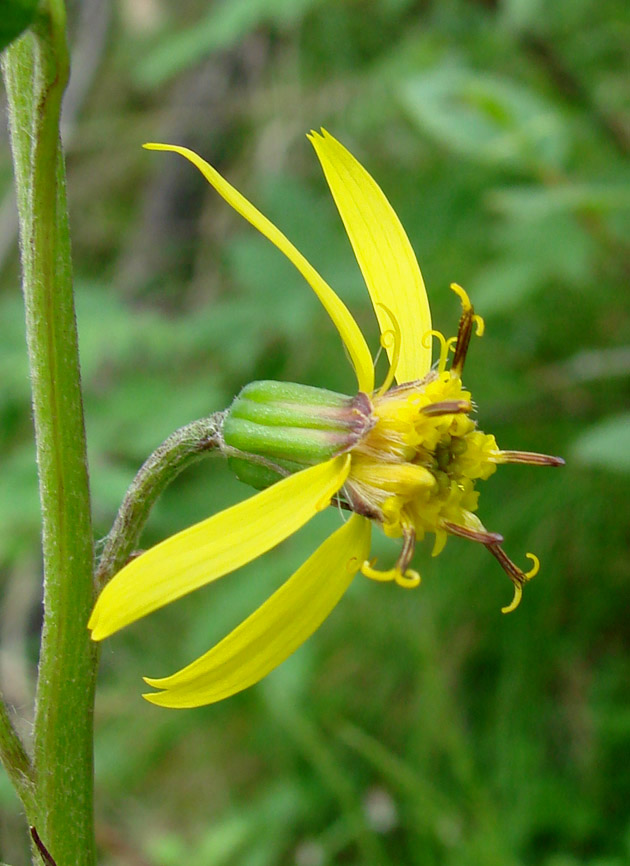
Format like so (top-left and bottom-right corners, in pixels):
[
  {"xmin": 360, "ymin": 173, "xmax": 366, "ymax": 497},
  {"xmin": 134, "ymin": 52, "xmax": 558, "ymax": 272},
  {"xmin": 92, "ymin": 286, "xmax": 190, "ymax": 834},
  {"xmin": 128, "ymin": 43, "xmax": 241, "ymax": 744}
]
[{"xmin": 221, "ymin": 381, "xmax": 374, "ymax": 490}]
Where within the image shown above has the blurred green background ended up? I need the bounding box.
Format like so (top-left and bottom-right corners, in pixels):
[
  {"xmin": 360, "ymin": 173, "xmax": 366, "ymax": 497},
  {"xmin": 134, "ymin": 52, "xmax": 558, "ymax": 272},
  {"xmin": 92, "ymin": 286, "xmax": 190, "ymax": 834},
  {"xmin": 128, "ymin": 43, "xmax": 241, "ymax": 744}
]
[{"xmin": 2, "ymin": 0, "xmax": 630, "ymax": 863}]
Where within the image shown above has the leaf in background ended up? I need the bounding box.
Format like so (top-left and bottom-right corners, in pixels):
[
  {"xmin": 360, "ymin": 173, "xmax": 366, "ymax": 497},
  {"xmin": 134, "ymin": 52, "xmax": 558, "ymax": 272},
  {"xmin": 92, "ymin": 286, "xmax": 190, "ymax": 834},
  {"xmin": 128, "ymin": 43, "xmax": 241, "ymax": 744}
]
[
  {"xmin": 499, "ymin": 0, "xmax": 546, "ymax": 31},
  {"xmin": 0, "ymin": 0, "xmax": 38, "ymax": 53},
  {"xmin": 0, "ymin": 294, "xmax": 30, "ymax": 404},
  {"xmin": 221, "ymin": 173, "xmax": 370, "ymax": 376},
  {"xmin": 87, "ymin": 373, "xmax": 224, "ymax": 458},
  {"xmin": 487, "ymin": 183, "xmax": 630, "ymax": 221},
  {"xmin": 134, "ymin": 0, "xmax": 323, "ymax": 88},
  {"xmin": 470, "ymin": 211, "xmax": 594, "ymax": 313},
  {"xmin": 147, "ymin": 815, "xmax": 252, "ymax": 866},
  {"xmin": 0, "ymin": 443, "xmax": 40, "ymax": 560},
  {"xmin": 399, "ymin": 66, "xmax": 569, "ymax": 172},
  {"xmin": 467, "ymin": 258, "xmax": 542, "ymax": 314},
  {"xmin": 143, "ymin": 782, "xmax": 304, "ymax": 866},
  {"xmin": 570, "ymin": 413, "xmax": 630, "ymax": 474}
]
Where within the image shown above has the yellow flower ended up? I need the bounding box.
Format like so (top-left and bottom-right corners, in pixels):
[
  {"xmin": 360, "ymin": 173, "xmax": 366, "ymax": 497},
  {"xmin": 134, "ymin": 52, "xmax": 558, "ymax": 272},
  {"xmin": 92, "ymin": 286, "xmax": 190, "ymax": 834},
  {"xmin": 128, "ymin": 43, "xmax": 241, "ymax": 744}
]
[{"xmin": 89, "ymin": 130, "xmax": 563, "ymax": 708}]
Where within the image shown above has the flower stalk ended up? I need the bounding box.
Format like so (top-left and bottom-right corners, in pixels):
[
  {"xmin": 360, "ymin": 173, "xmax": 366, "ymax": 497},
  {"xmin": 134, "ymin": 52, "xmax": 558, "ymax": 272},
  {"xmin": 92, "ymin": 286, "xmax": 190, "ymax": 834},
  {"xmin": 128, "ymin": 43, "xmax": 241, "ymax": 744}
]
[{"xmin": 95, "ymin": 415, "xmax": 225, "ymax": 588}]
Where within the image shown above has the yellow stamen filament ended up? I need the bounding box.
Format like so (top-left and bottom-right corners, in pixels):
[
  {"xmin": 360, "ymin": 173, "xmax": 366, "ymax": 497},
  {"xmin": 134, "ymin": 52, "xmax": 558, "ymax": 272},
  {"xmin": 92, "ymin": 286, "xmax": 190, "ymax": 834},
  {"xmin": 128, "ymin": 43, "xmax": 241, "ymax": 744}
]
[
  {"xmin": 376, "ymin": 304, "xmax": 402, "ymax": 397},
  {"xmin": 360, "ymin": 521, "xmax": 420, "ymax": 588},
  {"xmin": 361, "ymin": 559, "xmax": 394, "ymax": 581},
  {"xmin": 501, "ymin": 583, "xmax": 523, "ymax": 615},
  {"xmin": 450, "ymin": 282, "xmax": 472, "ymax": 311},
  {"xmin": 361, "ymin": 561, "xmax": 421, "ymax": 588},
  {"xmin": 396, "ymin": 568, "xmax": 421, "ymax": 588},
  {"xmin": 525, "ymin": 552, "xmax": 540, "ymax": 578},
  {"xmin": 450, "ymin": 283, "xmax": 484, "ymax": 336},
  {"xmin": 501, "ymin": 553, "xmax": 540, "ymax": 614},
  {"xmin": 422, "ymin": 330, "xmax": 456, "ymax": 374}
]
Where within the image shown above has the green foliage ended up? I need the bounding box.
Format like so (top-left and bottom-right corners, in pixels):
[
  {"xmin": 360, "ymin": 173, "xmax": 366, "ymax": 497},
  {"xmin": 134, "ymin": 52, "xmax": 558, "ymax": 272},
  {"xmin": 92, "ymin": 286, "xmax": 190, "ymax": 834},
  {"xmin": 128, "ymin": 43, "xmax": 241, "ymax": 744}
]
[
  {"xmin": 571, "ymin": 413, "xmax": 630, "ymax": 473},
  {"xmin": 133, "ymin": 0, "xmax": 323, "ymax": 88},
  {"xmin": 400, "ymin": 66, "xmax": 569, "ymax": 171},
  {"xmin": 1, "ymin": 0, "xmax": 630, "ymax": 862}
]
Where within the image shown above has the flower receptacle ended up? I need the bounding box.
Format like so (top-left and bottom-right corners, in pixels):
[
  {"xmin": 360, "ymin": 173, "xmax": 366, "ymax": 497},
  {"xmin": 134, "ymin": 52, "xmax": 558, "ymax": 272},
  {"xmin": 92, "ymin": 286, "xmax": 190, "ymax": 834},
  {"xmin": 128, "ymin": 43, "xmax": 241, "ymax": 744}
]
[{"xmin": 221, "ymin": 381, "xmax": 374, "ymax": 489}]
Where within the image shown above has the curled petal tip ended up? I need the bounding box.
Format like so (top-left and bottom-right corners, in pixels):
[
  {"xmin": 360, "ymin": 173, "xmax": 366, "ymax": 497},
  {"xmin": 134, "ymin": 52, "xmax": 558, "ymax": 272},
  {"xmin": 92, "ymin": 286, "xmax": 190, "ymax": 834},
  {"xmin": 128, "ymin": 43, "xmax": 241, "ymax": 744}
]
[
  {"xmin": 141, "ymin": 690, "xmax": 174, "ymax": 708},
  {"xmin": 135, "ymin": 514, "xmax": 370, "ymax": 708},
  {"xmin": 87, "ymin": 609, "xmax": 105, "ymax": 641},
  {"xmin": 142, "ymin": 680, "xmax": 186, "ymax": 708}
]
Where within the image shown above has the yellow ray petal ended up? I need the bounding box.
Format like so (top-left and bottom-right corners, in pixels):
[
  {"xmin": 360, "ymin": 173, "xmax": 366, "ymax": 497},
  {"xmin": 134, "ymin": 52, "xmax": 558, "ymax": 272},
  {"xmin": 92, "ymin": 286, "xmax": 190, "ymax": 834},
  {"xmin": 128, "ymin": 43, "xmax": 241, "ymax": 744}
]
[
  {"xmin": 143, "ymin": 143, "xmax": 374, "ymax": 393},
  {"xmin": 143, "ymin": 513, "xmax": 371, "ymax": 707},
  {"xmin": 309, "ymin": 130, "xmax": 432, "ymax": 384},
  {"xmin": 89, "ymin": 456, "xmax": 351, "ymax": 640}
]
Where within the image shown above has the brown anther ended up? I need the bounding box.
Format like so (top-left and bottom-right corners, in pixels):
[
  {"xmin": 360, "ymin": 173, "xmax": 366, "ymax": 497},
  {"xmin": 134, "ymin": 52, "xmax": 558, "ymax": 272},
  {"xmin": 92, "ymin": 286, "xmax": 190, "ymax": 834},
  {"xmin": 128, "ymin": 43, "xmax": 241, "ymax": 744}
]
[
  {"xmin": 486, "ymin": 543, "xmax": 527, "ymax": 587},
  {"xmin": 498, "ymin": 450, "xmax": 565, "ymax": 467},
  {"xmin": 452, "ymin": 303, "xmax": 475, "ymax": 376},
  {"xmin": 337, "ymin": 486, "xmax": 383, "ymax": 520},
  {"xmin": 444, "ymin": 522, "xmax": 504, "ymax": 545},
  {"xmin": 421, "ymin": 400, "xmax": 472, "ymax": 417},
  {"xmin": 398, "ymin": 523, "xmax": 417, "ymax": 573},
  {"xmin": 486, "ymin": 544, "xmax": 540, "ymax": 612}
]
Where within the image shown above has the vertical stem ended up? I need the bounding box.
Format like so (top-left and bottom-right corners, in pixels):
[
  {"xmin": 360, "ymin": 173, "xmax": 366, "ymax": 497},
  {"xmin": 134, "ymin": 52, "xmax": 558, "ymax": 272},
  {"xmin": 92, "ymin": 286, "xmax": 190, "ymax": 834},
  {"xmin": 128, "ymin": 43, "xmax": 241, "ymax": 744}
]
[{"xmin": 2, "ymin": 2, "xmax": 96, "ymax": 863}]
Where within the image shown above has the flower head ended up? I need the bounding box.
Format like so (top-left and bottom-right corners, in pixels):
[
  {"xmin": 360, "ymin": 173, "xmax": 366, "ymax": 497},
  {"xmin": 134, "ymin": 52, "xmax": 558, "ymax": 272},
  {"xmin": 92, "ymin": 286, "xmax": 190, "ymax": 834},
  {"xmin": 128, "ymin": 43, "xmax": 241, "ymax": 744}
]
[{"xmin": 89, "ymin": 130, "xmax": 563, "ymax": 708}]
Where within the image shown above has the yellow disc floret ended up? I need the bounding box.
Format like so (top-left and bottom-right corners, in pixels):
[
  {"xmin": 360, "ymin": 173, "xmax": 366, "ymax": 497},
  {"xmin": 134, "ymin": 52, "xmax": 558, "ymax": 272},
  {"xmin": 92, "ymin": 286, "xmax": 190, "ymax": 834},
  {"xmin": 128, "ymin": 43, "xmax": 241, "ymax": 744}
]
[
  {"xmin": 345, "ymin": 366, "xmax": 498, "ymax": 546},
  {"xmin": 338, "ymin": 283, "xmax": 563, "ymax": 613}
]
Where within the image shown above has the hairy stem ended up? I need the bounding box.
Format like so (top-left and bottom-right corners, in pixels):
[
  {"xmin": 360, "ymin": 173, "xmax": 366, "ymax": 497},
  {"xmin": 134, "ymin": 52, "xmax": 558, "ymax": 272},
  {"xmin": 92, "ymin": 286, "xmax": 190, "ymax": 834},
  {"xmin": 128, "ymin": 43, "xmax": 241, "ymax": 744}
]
[
  {"xmin": 96, "ymin": 414, "xmax": 225, "ymax": 588},
  {"xmin": 2, "ymin": 2, "xmax": 97, "ymax": 862}
]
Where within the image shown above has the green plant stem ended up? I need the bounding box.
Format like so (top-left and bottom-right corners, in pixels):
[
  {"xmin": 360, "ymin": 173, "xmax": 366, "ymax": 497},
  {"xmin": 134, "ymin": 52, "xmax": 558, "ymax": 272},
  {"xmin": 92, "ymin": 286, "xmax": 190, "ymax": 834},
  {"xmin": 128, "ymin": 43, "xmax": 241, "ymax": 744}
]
[
  {"xmin": 95, "ymin": 415, "xmax": 224, "ymax": 588},
  {"xmin": 2, "ymin": 2, "xmax": 97, "ymax": 863}
]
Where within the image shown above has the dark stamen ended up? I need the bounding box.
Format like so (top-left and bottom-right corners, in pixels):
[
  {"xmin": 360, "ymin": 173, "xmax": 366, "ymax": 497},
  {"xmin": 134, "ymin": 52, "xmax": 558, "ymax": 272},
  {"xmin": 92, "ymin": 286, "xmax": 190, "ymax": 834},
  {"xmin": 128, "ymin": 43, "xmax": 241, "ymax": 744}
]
[
  {"xmin": 444, "ymin": 522, "xmax": 504, "ymax": 545},
  {"xmin": 398, "ymin": 524, "xmax": 417, "ymax": 572},
  {"xmin": 445, "ymin": 523, "xmax": 537, "ymax": 613},
  {"xmin": 486, "ymin": 543, "xmax": 539, "ymax": 614},
  {"xmin": 421, "ymin": 400, "xmax": 472, "ymax": 417},
  {"xmin": 452, "ymin": 303, "xmax": 475, "ymax": 375},
  {"xmin": 334, "ymin": 491, "xmax": 382, "ymax": 521},
  {"xmin": 486, "ymin": 543, "xmax": 526, "ymax": 585},
  {"xmin": 499, "ymin": 450, "xmax": 565, "ymax": 467}
]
